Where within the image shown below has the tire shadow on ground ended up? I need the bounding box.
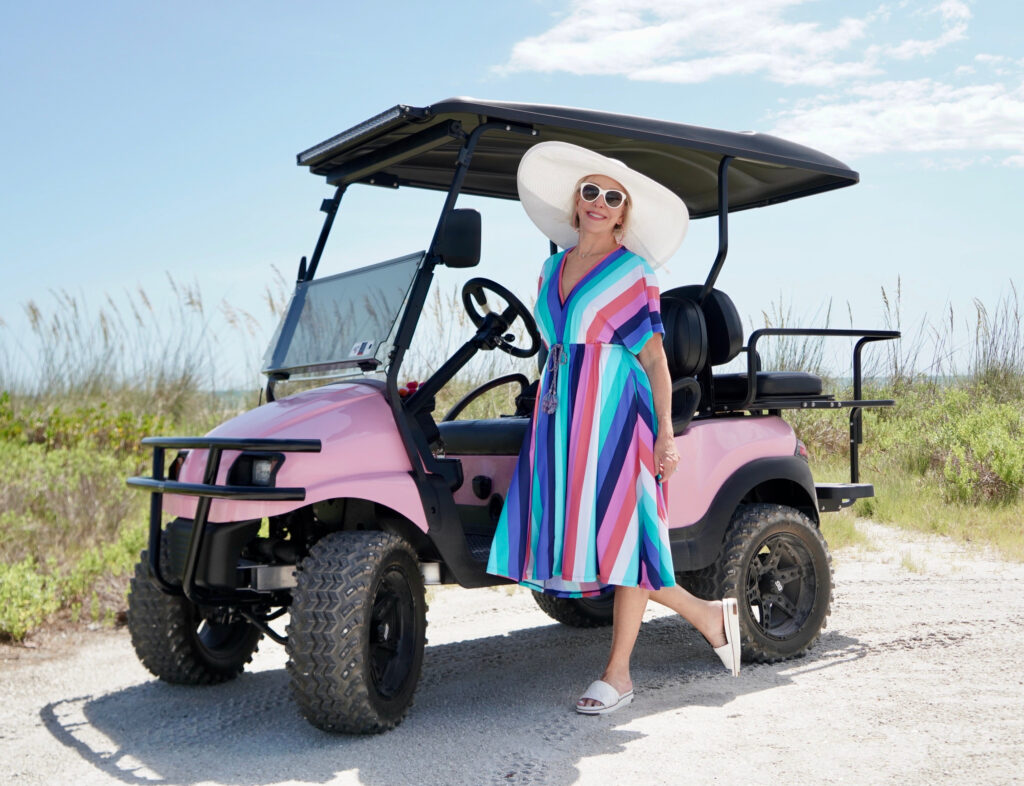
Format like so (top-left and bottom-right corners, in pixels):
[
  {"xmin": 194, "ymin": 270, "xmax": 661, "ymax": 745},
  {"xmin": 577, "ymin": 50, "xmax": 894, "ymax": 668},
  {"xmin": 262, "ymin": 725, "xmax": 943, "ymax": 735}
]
[{"xmin": 39, "ymin": 618, "xmax": 866, "ymax": 786}]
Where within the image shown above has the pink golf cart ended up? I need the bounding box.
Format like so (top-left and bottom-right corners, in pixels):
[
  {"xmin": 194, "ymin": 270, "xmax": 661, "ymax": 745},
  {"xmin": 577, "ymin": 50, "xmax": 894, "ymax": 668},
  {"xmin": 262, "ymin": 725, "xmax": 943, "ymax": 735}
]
[{"xmin": 127, "ymin": 98, "xmax": 898, "ymax": 733}]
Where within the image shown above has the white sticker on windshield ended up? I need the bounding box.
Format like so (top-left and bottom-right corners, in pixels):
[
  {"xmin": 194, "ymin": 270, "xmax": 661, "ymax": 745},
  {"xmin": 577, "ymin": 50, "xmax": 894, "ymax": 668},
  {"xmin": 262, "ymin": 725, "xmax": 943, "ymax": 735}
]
[{"xmin": 350, "ymin": 340, "xmax": 375, "ymax": 358}]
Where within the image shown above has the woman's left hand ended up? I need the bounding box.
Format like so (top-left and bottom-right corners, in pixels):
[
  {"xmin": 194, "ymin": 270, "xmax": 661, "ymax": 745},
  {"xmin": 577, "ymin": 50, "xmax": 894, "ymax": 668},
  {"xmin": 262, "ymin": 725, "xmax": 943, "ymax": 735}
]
[{"xmin": 654, "ymin": 432, "xmax": 680, "ymax": 483}]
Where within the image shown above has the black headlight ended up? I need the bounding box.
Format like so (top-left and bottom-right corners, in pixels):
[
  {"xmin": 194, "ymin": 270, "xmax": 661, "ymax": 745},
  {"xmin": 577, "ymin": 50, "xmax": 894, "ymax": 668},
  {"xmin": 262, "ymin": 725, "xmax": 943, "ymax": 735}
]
[{"xmin": 227, "ymin": 452, "xmax": 284, "ymax": 486}]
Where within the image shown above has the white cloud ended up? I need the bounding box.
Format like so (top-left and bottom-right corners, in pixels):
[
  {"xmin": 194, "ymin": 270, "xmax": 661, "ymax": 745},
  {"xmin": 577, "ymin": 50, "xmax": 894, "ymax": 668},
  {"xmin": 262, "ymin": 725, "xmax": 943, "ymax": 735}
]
[
  {"xmin": 884, "ymin": 0, "xmax": 969, "ymax": 60},
  {"xmin": 498, "ymin": 0, "xmax": 882, "ymax": 86},
  {"xmin": 497, "ymin": 0, "xmax": 1024, "ymax": 166},
  {"xmin": 769, "ymin": 77, "xmax": 1024, "ymax": 165},
  {"xmin": 499, "ymin": 0, "xmax": 964, "ymax": 87}
]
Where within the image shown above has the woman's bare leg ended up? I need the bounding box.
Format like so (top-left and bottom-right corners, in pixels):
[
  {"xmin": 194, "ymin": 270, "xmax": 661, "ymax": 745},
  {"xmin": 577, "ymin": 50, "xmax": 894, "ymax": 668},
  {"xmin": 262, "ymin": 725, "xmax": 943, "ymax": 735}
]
[
  {"xmin": 577, "ymin": 584, "xmax": 729, "ymax": 708},
  {"xmin": 577, "ymin": 585, "xmax": 648, "ymax": 709},
  {"xmin": 648, "ymin": 585, "xmax": 727, "ymax": 647}
]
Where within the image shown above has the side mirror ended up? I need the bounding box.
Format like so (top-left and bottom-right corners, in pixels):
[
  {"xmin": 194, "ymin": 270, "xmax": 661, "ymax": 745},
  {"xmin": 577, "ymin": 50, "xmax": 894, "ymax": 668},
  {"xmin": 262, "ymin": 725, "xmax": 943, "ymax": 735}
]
[{"xmin": 436, "ymin": 209, "xmax": 481, "ymax": 268}]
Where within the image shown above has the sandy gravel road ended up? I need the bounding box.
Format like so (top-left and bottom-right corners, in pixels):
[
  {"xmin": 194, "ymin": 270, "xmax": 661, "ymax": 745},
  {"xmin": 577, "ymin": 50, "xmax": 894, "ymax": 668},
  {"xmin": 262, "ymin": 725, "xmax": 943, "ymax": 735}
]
[{"xmin": 2, "ymin": 520, "xmax": 1023, "ymax": 786}]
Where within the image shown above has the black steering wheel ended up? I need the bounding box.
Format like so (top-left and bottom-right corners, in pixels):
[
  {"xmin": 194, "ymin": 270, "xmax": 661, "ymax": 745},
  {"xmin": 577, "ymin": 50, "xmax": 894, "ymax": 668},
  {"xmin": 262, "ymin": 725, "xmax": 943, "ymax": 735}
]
[{"xmin": 461, "ymin": 277, "xmax": 541, "ymax": 359}]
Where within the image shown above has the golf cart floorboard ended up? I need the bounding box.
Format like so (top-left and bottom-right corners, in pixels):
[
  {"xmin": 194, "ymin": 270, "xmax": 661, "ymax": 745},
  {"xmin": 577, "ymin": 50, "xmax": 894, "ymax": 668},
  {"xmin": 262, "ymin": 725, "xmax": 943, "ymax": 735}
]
[{"xmin": 815, "ymin": 482, "xmax": 874, "ymax": 512}]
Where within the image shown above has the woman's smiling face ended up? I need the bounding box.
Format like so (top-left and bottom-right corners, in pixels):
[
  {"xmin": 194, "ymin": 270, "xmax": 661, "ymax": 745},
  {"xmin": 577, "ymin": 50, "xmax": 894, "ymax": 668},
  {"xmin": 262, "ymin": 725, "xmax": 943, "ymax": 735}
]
[{"xmin": 574, "ymin": 173, "xmax": 627, "ymax": 237}]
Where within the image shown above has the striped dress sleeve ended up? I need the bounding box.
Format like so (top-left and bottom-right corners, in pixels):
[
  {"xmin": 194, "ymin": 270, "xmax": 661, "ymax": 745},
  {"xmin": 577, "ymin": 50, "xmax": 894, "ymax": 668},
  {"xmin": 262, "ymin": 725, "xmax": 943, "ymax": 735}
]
[{"xmin": 623, "ymin": 258, "xmax": 664, "ymax": 355}]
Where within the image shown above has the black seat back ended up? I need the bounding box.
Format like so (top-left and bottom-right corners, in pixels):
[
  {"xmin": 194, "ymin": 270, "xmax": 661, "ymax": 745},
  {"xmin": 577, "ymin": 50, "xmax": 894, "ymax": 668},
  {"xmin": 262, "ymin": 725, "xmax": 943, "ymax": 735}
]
[
  {"xmin": 665, "ymin": 285, "xmax": 743, "ymax": 367},
  {"xmin": 667, "ymin": 286, "xmax": 825, "ymax": 406},
  {"xmin": 659, "ymin": 293, "xmax": 708, "ymax": 433},
  {"xmin": 659, "ymin": 293, "xmax": 707, "ymax": 377}
]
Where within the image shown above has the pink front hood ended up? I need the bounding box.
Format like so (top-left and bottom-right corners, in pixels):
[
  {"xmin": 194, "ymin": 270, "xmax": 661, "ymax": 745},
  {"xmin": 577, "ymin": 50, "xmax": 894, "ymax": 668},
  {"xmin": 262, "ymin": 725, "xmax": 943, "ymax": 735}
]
[{"xmin": 164, "ymin": 382, "xmax": 427, "ymax": 529}]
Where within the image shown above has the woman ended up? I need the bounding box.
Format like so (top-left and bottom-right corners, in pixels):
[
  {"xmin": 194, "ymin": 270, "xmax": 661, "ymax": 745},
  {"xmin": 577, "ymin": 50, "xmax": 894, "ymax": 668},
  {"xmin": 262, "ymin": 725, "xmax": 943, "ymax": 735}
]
[{"xmin": 487, "ymin": 141, "xmax": 741, "ymax": 715}]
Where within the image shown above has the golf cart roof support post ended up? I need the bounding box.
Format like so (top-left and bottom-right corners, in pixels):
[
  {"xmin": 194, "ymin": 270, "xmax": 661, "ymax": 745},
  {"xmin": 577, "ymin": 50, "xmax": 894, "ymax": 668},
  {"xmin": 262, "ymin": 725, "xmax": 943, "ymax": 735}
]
[
  {"xmin": 304, "ymin": 185, "xmax": 346, "ymax": 282},
  {"xmin": 385, "ymin": 121, "xmax": 537, "ymax": 486},
  {"xmin": 384, "ymin": 121, "xmax": 508, "ymax": 486},
  {"xmin": 392, "ymin": 119, "xmax": 535, "ymax": 374},
  {"xmin": 425, "ymin": 120, "xmax": 536, "ymax": 256},
  {"xmin": 699, "ymin": 156, "xmax": 734, "ymax": 304}
]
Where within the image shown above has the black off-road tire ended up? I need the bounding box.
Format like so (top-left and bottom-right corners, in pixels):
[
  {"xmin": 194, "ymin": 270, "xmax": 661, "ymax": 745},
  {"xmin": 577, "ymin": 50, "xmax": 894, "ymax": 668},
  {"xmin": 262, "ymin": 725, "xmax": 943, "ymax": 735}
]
[
  {"xmin": 533, "ymin": 589, "xmax": 615, "ymax": 627},
  {"xmin": 127, "ymin": 551, "xmax": 262, "ymax": 684},
  {"xmin": 688, "ymin": 504, "xmax": 833, "ymax": 663},
  {"xmin": 287, "ymin": 531, "xmax": 427, "ymax": 734}
]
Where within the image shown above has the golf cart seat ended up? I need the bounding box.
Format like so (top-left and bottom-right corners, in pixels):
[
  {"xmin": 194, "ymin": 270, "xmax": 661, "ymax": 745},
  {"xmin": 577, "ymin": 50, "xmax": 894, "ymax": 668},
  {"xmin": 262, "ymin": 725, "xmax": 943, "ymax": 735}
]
[
  {"xmin": 714, "ymin": 370, "xmax": 823, "ymax": 399},
  {"xmin": 660, "ymin": 292, "xmax": 706, "ymax": 433},
  {"xmin": 662, "ymin": 285, "xmax": 825, "ymax": 408},
  {"xmin": 437, "ymin": 416, "xmax": 529, "ymax": 455}
]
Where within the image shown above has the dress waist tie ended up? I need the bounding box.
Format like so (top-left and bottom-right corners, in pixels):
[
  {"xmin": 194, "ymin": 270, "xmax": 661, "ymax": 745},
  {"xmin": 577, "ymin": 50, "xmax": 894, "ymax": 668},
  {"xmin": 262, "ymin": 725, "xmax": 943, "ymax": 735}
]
[{"xmin": 541, "ymin": 343, "xmax": 568, "ymax": 414}]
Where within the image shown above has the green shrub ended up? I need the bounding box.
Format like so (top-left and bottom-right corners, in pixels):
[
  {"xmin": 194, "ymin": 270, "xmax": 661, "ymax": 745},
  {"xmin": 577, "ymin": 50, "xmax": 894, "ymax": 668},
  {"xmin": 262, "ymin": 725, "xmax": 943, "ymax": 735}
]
[
  {"xmin": 939, "ymin": 395, "xmax": 1024, "ymax": 503},
  {"xmin": 56, "ymin": 520, "xmax": 147, "ymax": 606},
  {"xmin": 0, "ymin": 520, "xmax": 147, "ymax": 641},
  {"xmin": 0, "ymin": 442, "xmax": 144, "ymax": 564},
  {"xmin": 0, "ymin": 558, "xmax": 60, "ymax": 641},
  {"xmin": 869, "ymin": 387, "xmax": 1023, "ymax": 504},
  {"xmin": 0, "ymin": 393, "xmax": 169, "ymax": 456}
]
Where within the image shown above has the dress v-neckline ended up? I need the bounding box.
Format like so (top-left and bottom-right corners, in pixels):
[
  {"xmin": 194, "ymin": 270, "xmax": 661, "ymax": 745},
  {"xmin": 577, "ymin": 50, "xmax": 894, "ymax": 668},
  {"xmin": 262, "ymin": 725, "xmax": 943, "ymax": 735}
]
[{"xmin": 557, "ymin": 246, "xmax": 624, "ymax": 308}]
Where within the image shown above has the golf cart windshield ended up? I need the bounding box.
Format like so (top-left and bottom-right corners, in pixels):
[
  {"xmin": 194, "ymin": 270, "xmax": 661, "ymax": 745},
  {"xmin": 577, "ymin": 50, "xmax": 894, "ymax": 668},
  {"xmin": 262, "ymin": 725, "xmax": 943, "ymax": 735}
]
[{"xmin": 262, "ymin": 252, "xmax": 422, "ymax": 380}]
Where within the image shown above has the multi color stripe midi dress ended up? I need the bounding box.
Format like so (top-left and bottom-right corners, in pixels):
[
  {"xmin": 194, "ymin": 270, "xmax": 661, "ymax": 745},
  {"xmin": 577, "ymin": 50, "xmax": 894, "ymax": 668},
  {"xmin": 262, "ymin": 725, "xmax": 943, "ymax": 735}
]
[{"xmin": 487, "ymin": 246, "xmax": 675, "ymax": 598}]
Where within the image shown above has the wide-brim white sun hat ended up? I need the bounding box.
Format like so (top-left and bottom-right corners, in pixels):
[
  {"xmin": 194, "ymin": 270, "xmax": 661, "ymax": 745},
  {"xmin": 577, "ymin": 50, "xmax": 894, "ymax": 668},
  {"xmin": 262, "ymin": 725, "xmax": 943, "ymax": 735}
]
[{"xmin": 516, "ymin": 141, "xmax": 689, "ymax": 268}]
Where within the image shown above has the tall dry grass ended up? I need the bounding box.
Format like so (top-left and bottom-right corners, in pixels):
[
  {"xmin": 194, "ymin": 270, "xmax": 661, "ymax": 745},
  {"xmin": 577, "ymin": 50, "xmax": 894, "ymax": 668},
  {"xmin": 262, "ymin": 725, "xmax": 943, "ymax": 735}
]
[
  {"xmin": 762, "ymin": 278, "xmax": 1024, "ymax": 558},
  {"xmin": 2, "ymin": 267, "xmax": 292, "ymax": 422}
]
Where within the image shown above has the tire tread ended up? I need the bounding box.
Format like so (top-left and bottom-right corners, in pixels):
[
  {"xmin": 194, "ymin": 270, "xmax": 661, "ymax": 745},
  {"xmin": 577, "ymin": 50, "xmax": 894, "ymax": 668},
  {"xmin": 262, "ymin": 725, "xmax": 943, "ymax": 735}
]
[
  {"xmin": 127, "ymin": 552, "xmax": 260, "ymax": 684},
  {"xmin": 287, "ymin": 531, "xmax": 426, "ymax": 734}
]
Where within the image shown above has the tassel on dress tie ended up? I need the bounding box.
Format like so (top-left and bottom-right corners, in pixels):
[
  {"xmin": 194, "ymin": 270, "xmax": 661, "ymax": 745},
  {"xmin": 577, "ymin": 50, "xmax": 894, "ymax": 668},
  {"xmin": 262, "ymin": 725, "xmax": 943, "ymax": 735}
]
[{"xmin": 541, "ymin": 343, "xmax": 568, "ymax": 414}]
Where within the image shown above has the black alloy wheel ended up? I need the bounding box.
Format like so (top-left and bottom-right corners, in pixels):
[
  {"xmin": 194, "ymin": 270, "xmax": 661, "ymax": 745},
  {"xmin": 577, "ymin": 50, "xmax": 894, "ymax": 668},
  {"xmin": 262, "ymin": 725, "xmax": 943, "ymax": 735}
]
[
  {"xmin": 745, "ymin": 531, "xmax": 819, "ymax": 641},
  {"xmin": 369, "ymin": 566, "xmax": 419, "ymax": 699},
  {"xmin": 715, "ymin": 504, "xmax": 833, "ymax": 662}
]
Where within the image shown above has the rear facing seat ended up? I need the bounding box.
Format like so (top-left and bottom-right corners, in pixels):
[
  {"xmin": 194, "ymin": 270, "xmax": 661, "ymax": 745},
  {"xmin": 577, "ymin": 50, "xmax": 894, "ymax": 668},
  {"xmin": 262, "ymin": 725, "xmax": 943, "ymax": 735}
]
[
  {"xmin": 661, "ymin": 284, "xmax": 825, "ymax": 407},
  {"xmin": 713, "ymin": 370, "xmax": 823, "ymax": 399}
]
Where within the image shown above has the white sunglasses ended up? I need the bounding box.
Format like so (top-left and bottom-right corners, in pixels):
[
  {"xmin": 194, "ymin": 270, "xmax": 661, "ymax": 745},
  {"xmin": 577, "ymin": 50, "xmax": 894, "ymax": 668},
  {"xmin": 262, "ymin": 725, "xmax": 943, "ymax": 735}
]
[{"xmin": 579, "ymin": 182, "xmax": 627, "ymax": 208}]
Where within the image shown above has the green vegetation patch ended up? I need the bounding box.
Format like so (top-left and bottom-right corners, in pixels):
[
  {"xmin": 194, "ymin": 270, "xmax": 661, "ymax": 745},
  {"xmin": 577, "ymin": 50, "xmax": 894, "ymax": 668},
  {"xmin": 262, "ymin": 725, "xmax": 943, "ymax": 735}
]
[
  {"xmin": 795, "ymin": 384, "xmax": 1024, "ymax": 562},
  {"xmin": 0, "ymin": 441, "xmax": 144, "ymax": 564},
  {"xmin": 0, "ymin": 395, "xmax": 159, "ymax": 641}
]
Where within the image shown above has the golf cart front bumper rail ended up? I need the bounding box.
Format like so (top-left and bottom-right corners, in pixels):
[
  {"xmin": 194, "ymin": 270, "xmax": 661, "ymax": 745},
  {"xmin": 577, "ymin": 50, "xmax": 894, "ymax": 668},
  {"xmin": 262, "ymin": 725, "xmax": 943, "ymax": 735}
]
[{"xmin": 127, "ymin": 436, "xmax": 322, "ymax": 603}]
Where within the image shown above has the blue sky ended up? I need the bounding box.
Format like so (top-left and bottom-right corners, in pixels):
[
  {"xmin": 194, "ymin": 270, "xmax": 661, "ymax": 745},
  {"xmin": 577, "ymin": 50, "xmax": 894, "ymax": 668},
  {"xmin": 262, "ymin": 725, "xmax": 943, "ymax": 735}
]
[{"xmin": 2, "ymin": 0, "xmax": 1022, "ymax": 384}]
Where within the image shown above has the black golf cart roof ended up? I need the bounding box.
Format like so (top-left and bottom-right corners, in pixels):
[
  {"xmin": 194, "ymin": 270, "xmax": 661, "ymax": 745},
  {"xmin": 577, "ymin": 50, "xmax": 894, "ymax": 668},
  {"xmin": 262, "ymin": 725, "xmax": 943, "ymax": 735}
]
[{"xmin": 297, "ymin": 97, "xmax": 857, "ymax": 219}]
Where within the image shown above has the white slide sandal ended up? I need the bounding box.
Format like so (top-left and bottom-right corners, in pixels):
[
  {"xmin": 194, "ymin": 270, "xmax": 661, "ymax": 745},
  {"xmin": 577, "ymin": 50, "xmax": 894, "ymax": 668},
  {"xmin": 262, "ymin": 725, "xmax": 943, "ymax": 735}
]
[
  {"xmin": 575, "ymin": 679, "xmax": 634, "ymax": 715},
  {"xmin": 713, "ymin": 597, "xmax": 742, "ymax": 677}
]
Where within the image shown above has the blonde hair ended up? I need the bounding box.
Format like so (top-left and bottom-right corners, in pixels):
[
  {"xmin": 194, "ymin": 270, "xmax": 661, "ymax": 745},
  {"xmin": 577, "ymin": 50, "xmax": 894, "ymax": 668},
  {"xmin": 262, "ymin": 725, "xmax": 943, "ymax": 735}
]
[{"xmin": 569, "ymin": 176, "xmax": 630, "ymax": 241}]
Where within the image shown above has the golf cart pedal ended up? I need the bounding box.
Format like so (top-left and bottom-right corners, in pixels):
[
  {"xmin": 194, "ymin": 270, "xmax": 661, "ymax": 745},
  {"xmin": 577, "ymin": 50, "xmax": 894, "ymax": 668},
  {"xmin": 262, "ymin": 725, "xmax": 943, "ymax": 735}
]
[
  {"xmin": 816, "ymin": 482, "xmax": 874, "ymax": 512},
  {"xmin": 464, "ymin": 534, "xmax": 492, "ymax": 563}
]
